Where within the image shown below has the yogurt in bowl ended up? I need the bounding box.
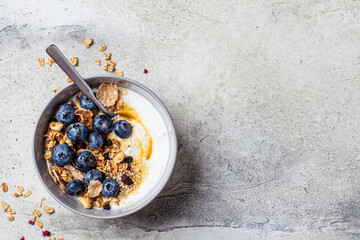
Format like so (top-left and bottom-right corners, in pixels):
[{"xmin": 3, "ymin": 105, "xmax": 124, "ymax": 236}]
[
  {"xmin": 109, "ymin": 88, "xmax": 170, "ymax": 208},
  {"xmin": 33, "ymin": 75, "xmax": 177, "ymax": 218}
]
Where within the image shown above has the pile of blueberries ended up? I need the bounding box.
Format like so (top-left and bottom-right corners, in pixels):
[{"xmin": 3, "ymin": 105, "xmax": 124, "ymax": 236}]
[{"xmin": 51, "ymin": 94, "xmax": 134, "ymax": 204}]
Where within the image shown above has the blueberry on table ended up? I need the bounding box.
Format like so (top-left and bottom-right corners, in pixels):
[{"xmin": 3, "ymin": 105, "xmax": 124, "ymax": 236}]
[
  {"xmin": 66, "ymin": 122, "xmax": 89, "ymax": 142},
  {"xmin": 66, "ymin": 179, "xmax": 85, "ymax": 196},
  {"xmin": 84, "ymin": 169, "xmax": 105, "ymax": 186},
  {"xmin": 79, "ymin": 94, "xmax": 96, "ymax": 110},
  {"xmin": 74, "ymin": 151, "xmax": 96, "ymax": 171},
  {"xmin": 51, "ymin": 144, "xmax": 74, "ymax": 166},
  {"xmin": 56, "ymin": 104, "xmax": 75, "ymax": 124},
  {"xmin": 121, "ymin": 174, "xmax": 134, "ymax": 185},
  {"xmin": 102, "ymin": 179, "xmax": 120, "ymax": 197},
  {"xmin": 113, "ymin": 120, "xmax": 133, "ymax": 139},
  {"xmin": 92, "ymin": 115, "xmax": 112, "ymax": 135},
  {"xmin": 88, "ymin": 132, "xmax": 104, "ymax": 149}
]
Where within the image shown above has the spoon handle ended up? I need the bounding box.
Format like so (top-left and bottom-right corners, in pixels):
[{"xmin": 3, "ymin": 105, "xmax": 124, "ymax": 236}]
[{"xmin": 46, "ymin": 44, "xmax": 113, "ymax": 117}]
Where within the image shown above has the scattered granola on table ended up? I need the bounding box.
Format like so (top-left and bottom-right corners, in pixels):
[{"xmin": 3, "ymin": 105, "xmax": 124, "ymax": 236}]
[
  {"xmin": 1, "ymin": 183, "xmax": 8, "ymax": 192},
  {"xmin": 83, "ymin": 38, "xmax": 94, "ymax": 48},
  {"xmin": 44, "ymin": 83, "xmax": 152, "ymax": 209},
  {"xmin": 98, "ymin": 45, "xmax": 106, "ymax": 52},
  {"xmin": 108, "ymin": 59, "xmax": 116, "ymax": 67},
  {"xmin": 107, "ymin": 64, "xmax": 114, "ymax": 72},
  {"xmin": 17, "ymin": 186, "xmax": 24, "ymax": 193},
  {"xmin": 53, "ymin": 86, "xmax": 61, "ymax": 93},
  {"xmin": 47, "ymin": 58, "xmax": 55, "ymax": 67},
  {"xmin": 36, "ymin": 220, "xmax": 43, "ymax": 228},
  {"xmin": 102, "ymin": 62, "xmax": 109, "ymax": 71},
  {"xmin": 37, "ymin": 58, "xmax": 44, "ymax": 67},
  {"xmin": 43, "ymin": 206, "xmax": 55, "ymax": 214},
  {"xmin": 32, "ymin": 209, "xmax": 42, "ymax": 218},
  {"xmin": 103, "ymin": 52, "xmax": 111, "ymax": 60},
  {"xmin": 69, "ymin": 57, "xmax": 79, "ymax": 66},
  {"xmin": 14, "ymin": 192, "xmax": 22, "ymax": 197},
  {"xmin": 1, "ymin": 201, "xmax": 11, "ymax": 212},
  {"xmin": 23, "ymin": 190, "xmax": 31, "ymax": 197},
  {"xmin": 115, "ymin": 71, "xmax": 124, "ymax": 76},
  {"xmin": 40, "ymin": 197, "xmax": 46, "ymax": 207}
]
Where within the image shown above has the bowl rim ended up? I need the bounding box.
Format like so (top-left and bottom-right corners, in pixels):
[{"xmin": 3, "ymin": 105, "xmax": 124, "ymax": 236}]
[{"xmin": 32, "ymin": 74, "xmax": 177, "ymax": 219}]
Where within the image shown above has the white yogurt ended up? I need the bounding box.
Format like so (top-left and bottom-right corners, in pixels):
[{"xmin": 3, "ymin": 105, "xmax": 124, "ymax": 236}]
[{"xmin": 113, "ymin": 89, "xmax": 169, "ymax": 207}]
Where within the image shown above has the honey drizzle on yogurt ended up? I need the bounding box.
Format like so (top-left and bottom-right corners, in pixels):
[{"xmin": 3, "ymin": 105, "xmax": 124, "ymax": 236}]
[
  {"xmin": 112, "ymin": 102, "xmax": 152, "ymax": 160},
  {"xmin": 138, "ymin": 121, "xmax": 152, "ymax": 160},
  {"xmin": 114, "ymin": 103, "xmax": 139, "ymax": 121}
]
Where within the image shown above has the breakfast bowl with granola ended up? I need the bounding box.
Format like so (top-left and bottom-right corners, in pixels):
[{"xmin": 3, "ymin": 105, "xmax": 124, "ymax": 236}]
[{"xmin": 33, "ymin": 75, "xmax": 177, "ymax": 218}]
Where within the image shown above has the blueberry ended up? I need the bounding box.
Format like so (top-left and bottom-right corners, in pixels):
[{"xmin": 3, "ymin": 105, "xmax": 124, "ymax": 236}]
[
  {"xmin": 66, "ymin": 179, "xmax": 85, "ymax": 196},
  {"xmin": 113, "ymin": 120, "xmax": 133, "ymax": 139},
  {"xmin": 66, "ymin": 122, "xmax": 89, "ymax": 142},
  {"xmin": 92, "ymin": 115, "xmax": 112, "ymax": 135},
  {"xmin": 79, "ymin": 94, "xmax": 96, "ymax": 110},
  {"xmin": 84, "ymin": 169, "xmax": 105, "ymax": 186},
  {"xmin": 102, "ymin": 179, "xmax": 120, "ymax": 197},
  {"xmin": 124, "ymin": 156, "xmax": 133, "ymax": 163},
  {"xmin": 121, "ymin": 174, "xmax": 133, "ymax": 185},
  {"xmin": 88, "ymin": 132, "xmax": 103, "ymax": 149},
  {"xmin": 56, "ymin": 104, "xmax": 75, "ymax": 124},
  {"xmin": 74, "ymin": 151, "xmax": 96, "ymax": 171},
  {"xmin": 51, "ymin": 144, "xmax": 74, "ymax": 166}
]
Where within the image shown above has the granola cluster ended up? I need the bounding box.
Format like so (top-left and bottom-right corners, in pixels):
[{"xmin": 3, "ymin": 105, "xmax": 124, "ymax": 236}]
[{"xmin": 44, "ymin": 83, "xmax": 148, "ymax": 209}]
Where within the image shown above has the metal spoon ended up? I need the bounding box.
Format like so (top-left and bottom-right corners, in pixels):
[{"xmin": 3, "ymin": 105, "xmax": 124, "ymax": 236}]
[{"xmin": 46, "ymin": 44, "xmax": 115, "ymax": 117}]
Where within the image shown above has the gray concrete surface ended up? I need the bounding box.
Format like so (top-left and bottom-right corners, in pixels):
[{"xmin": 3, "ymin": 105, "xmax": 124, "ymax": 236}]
[{"xmin": 1, "ymin": 0, "xmax": 360, "ymax": 239}]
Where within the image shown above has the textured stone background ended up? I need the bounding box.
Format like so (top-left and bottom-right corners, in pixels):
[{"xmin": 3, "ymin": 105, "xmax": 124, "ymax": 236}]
[{"xmin": 1, "ymin": 0, "xmax": 360, "ymax": 239}]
